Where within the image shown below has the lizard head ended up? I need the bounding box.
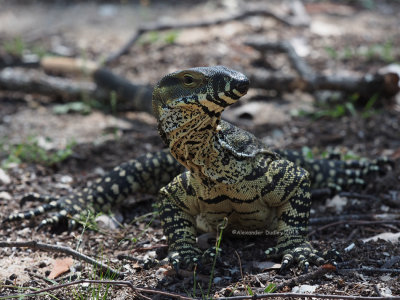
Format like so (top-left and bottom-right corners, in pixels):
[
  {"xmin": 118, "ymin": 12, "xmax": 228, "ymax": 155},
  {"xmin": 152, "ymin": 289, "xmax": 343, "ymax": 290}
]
[{"xmin": 152, "ymin": 66, "xmax": 249, "ymax": 144}]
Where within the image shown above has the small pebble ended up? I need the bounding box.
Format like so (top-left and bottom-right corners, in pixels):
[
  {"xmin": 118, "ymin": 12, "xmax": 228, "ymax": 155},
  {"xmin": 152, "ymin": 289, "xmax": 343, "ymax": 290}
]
[{"xmin": 0, "ymin": 169, "xmax": 11, "ymax": 185}]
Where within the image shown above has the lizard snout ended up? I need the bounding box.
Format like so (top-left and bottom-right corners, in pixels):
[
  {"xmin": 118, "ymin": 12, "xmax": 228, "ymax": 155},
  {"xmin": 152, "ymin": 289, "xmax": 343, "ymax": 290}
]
[{"xmin": 235, "ymin": 78, "xmax": 250, "ymax": 96}]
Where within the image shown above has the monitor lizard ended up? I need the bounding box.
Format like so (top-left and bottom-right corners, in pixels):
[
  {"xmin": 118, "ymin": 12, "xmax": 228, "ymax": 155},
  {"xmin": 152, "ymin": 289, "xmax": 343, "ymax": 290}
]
[{"xmin": 4, "ymin": 66, "xmax": 387, "ymax": 272}]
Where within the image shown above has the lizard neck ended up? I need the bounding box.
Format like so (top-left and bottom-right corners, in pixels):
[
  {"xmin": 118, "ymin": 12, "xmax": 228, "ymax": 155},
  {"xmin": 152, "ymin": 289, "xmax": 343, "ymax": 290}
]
[{"xmin": 167, "ymin": 107, "xmax": 221, "ymax": 176}]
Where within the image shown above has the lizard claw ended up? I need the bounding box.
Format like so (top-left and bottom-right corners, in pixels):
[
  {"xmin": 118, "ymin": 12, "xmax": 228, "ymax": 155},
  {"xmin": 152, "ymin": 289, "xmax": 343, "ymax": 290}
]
[
  {"xmin": 168, "ymin": 245, "xmax": 203, "ymax": 271},
  {"xmin": 266, "ymin": 238, "xmax": 339, "ymax": 273}
]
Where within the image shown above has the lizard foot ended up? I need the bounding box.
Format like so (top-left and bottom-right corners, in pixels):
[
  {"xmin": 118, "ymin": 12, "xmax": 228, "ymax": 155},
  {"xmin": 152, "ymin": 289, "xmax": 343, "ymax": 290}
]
[
  {"xmin": 168, "ymin": 243, "xmax": 203, "ymax": 271},
  {"xmin": 265, "ymin": 237, "xmax": 341, "ymax": 273}
]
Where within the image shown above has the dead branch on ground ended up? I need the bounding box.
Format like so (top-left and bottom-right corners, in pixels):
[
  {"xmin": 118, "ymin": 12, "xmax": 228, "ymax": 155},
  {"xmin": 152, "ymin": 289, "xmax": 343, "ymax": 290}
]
[
  {"xmin": 310, "ymin": 213, "xmax": 400, "ymax": 226},
  {"xmin": 246, "ymin": 39, "xmax": 400, "ymax": 97},
  {"xmin": 3, "ymin": 278, "xmax": 400, "ymax": 300},
  {"xmin": 308, "ymin": 219, "xmax": 400, "ymax": 236},
  {"xmin": 338, "ymin": 267, "xmax": 400, "ymax": 275},
  {"xmin": 0, "ymin": 66, "xmax": 153, "ymax": 113},
  {"xmin": 0, "ymin": 240, "xmax": 125, "ymax": 279},
  {"xmin": 105, "ymin": 5, "xmax": 309, "ymax": 65}
]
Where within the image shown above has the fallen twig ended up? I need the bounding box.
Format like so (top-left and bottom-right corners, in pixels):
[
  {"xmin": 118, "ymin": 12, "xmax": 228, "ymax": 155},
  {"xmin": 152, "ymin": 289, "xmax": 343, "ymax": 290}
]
[
  {"xmin": 0, "ymin": 240, "xmax": 125, "ymax": 279},
  {"xmin": 274, "ymin": 264, "xmax": 336, "ymax": 291},
  {"xmin": 310, "ymin": 213, "xmax": 400, "ymax": 226},
  {"xmin": 105, "ymin": 6, "xmax": 307, "ymax": 65},
  {"xmin": 308, "ymin": 219, "xmax": 400, "ymax": 236},
  {"xmin": 3, "ymin": 278, "xmax": 400, "ymax": 300},
  {"xmin": 0, "ymin": 279, "xmax": 194, "ymax": 300},
  {"xmin": 246, "ymin": 39, "xmax": 400, "ymax": 97},
  {"xmin": 216, "ymin": 294, "xmax": 400, "ymax": 300},
  {"xmin": 338, "ymin": 267, "xmax": 400, "ymax": 275}
]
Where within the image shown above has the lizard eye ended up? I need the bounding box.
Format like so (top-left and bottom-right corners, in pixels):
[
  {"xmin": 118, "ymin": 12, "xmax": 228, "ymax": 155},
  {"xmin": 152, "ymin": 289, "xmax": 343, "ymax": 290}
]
[{"xmin": 182, "ymin": 74, "xmax": 196, "ymax": 87}]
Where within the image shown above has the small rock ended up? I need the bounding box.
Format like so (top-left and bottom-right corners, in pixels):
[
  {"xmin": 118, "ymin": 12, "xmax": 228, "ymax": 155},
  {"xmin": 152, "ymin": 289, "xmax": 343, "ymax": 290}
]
[
  {"xmin": 95, "ymin": 215, "xmax": 120, "ymax": 230},
  {"xmin": 17, "ymin": 227, "xmax": 31, "ymax": 236},
  {"xmin": 60, "ymin": 175, "xmax": 73, "ymax": 184},
  {"xmin": 325, "ymin": 195, "xmax": 348, "ymax": 213},
  {"xmin": 0, "ymin": 169, "xmax": 11, "ymax": 185},
  {"xmin": 292, "ymin": 284, "xmax": 319, "ymax": 294},
  {"xmin": 0, "ymin": 192, "xmax": 12, "ymax": 201}
]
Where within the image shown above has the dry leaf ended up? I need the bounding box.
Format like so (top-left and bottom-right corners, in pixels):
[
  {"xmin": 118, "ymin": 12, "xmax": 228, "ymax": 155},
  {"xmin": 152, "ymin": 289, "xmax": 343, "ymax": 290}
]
[{"xmin": 48, "ymin": 257, "xmax": 74, "ymax": 279}]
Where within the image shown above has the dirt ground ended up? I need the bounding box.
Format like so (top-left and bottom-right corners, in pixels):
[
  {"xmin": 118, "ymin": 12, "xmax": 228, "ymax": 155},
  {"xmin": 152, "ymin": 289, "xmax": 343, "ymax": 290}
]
[{"xmin": 0, "ymin": 0, "xmax": 400, "ymax": 299}]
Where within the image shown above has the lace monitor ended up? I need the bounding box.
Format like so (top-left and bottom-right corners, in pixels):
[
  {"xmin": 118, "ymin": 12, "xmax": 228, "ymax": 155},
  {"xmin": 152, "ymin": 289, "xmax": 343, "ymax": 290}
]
[{"xmin": 4, "ymin": 66, "xmax": 386, "ymax": 272}]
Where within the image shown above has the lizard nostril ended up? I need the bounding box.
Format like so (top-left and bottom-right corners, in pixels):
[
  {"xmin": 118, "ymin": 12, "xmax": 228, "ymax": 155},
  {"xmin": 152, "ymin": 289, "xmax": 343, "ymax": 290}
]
[{"xmin": 236, "ymin": 79, "xmax": 250, "ymax": 95}]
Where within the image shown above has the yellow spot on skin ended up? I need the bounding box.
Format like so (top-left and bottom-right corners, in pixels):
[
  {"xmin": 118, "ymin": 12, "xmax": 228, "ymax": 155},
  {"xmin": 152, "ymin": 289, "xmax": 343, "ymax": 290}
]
[
  {"xmin": 97, "ymin": 186, "xmax": 104, "ymax": 193},
  {"xmin": 111, "ymin": 184, "xmax": 119, "ymax": 195},
  {"xmin": 119, "ymin": 170, "xmax": 126, "ymax": 177},
  {"xmin": 135, "ymin": 163, "xmax": 143, "ymax": 171},
  {"xmin": 152, "ymin": 159, "xmax": 160, "ymax": 167},
  {"xmin": 105, "ymin": 177, "xmax": 111, "ymax": 182}
]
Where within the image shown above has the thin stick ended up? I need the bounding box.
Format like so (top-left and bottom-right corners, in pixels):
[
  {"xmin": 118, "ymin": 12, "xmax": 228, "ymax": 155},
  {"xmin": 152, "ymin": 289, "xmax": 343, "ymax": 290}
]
[
  {"xmin": 275, "ymin": 264, "xmax": 336, "ymax": 291},
  {"xmin": 310, "ymin": 213, "xmax": 400, "ymax": 226},
  {"xmin": 1, "ymin": 279, "xmax": 194, "ymax": 300},
  {"xmin": 216, "ymin": 294, "xmax": 400, "ymax": 300},
  {"xmin": 338, "ymin": 267, "xmax": 400, "ymax": 274},
  {"xmin": 0, "ymin": 240, "xmax": 125, "ymax": 278},
  {"xmin": 308, "ymin": 219, "xmax": 400, "ymax": 236}
]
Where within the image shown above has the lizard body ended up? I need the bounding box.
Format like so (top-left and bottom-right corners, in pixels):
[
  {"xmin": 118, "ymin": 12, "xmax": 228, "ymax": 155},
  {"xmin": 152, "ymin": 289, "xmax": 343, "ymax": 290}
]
[{"xmin": 4, "ymin": 66, "xmax": 385, "ymax": 271}]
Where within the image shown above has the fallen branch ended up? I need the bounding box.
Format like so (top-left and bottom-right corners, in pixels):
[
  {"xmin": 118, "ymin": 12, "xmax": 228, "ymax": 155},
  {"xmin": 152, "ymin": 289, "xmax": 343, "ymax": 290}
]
[
  {"xmin": 3, "ymin": 278, "xmax": 400, "ymax": 300},
  {"xmin": 216, "ymin": 294, "xmax": 400, "ymax": 300},
  {"xmin": 0, "ymin": 67, "xmax": 153, "ymax": 113},
  {"xmin": 310, "ymin": 213, "xmax": 400, "ymax": 226},
  {"xmin": 338, "ymin": 267, "xmax": 400, "ymax": 275},
  {"xmin": 246, "ymin": 39, "xmax": 400, "ymax": 97},
  {"xmin": 1, "ymin": 279, "xmax": 194, "ymax": 300},
  {"xmin": 0, "ymin": 67, "xmax": 98, "ymax": 99},
  {"xmin": 0, "ymin": 240, "xmax": 125, "ymax": 279},
  {"xmin": 105, "ymin": 6, "xmax": 307, "ymax": 65},
  {"xmin": 308, "ymin": 219, "xmax": 400, "ymax": 236}
]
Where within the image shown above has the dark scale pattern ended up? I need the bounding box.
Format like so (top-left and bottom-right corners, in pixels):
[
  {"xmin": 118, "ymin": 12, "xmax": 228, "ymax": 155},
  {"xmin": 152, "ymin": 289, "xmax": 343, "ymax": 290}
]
[{"xmin": 4, "ymin": 66, "xmax": 388, "ymax": 272}]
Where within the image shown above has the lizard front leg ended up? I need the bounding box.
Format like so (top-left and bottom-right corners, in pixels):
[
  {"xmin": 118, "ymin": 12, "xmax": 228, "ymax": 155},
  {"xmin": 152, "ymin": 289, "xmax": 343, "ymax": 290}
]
[
  {"xmin": 263, "ymin": 160, "xmax": 339, "ymax": 272},
  {"xmin": 159, "ymin": 173, "xmax": 202, "ymax": 270}
]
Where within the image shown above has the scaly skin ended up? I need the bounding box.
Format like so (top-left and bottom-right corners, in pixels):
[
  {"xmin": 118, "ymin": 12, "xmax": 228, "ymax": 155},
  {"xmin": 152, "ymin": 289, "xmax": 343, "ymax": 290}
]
[{"xmin": 4, "ymin": 66, "xmax": 387, "ymax": 272}]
